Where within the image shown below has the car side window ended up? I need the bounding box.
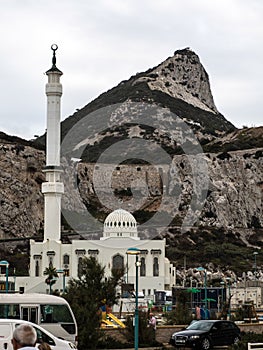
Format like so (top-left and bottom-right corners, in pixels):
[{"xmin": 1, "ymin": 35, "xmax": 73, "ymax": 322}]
[
  {"xmin": 14, "ymin": 324, "xmax": 56, "ymax": 346},
  {"xmin": 34, "ymin": 327, "xmax": 55, "ymax": 346},
  {"xmin": 221, "ymin": 322, "xmax": 232, "ymax": 330},
  {"xmin": 212, "ymin": 323, "xmax": 221, "ymax": 331}
]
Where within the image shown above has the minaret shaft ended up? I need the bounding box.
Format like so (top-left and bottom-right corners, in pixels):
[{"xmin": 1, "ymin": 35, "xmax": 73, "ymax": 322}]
[{"xmin": 41, "ymin": 45, "xmax": 64, "ymax": 242}]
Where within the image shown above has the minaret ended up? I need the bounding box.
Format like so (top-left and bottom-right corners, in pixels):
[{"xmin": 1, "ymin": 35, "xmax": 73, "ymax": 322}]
[{"xmin": 41, "ymin": 44, "xmax": 64, "ymax": 242}]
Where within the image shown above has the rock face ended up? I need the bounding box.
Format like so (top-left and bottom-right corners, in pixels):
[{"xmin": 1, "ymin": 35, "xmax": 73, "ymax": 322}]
[
  {"xmin": 0, "ymin": 48, "xmax": 262, "ymax": 275},
  {"xmin": 1, "ymin": 139, "xmax": 262, "ymax": 242},
  {"xmin": 61, "ymin": 147, "xmax": 263, "ymax": 242},
  {"xmin": 0, "ymin": 140, "xmax": 45, "ymax": 239},
  {"xmin": 137, "ymin": 48, "xmax": 218, "ymax": 114},
  {"xmin": 204, "ymin": 149, "xmax": 262, "ymax": 230}
]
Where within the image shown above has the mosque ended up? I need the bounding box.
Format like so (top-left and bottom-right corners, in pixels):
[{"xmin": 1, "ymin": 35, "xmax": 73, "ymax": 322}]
[{"xmin": 14, "ymin": 45, "xmax": 176, "ymax": 298}]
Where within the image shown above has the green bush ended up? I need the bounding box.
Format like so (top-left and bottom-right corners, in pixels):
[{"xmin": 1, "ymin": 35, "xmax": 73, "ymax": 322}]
[{"xmin": 229, "ymin": 332, "xmax": 263, "ymax": 350}]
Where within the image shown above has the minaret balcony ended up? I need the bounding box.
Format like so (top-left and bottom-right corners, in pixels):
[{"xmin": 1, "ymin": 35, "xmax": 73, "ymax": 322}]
[
  {"xmin": 46, "ymin": 83, "xmax": 62, "ymax": 95},
  {"xmin": 41, "ymin": 182, "xmax": 64, "ymax": 194}
]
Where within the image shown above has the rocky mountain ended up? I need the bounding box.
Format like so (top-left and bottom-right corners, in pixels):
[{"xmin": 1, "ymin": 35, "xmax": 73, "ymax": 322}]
[
  {"xmin": 1, "ymin": 48, "xmax": 263, "ymax": 278},
  {"xmin": 35, "ymin": 48, "xmax": 236, "ymax": 159}
]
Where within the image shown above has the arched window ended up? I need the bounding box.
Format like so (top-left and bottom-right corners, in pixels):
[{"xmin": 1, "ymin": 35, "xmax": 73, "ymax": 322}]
[
  {"xmin": 48, "ymin": 256, "xmax": 53, "ymax": 266},
  {"xmin": 33, "ymin": 255, "xmax": 41, "ymax": 277},
  {"xmin": 35, "ymin": 260, "xmax": 39, "ymax": 277},
  {"xmin": 153, "ymin": 257, "xmax": 159, "ymax": 276},
  {"xmin": 140, "ymin": 257, "xmax": 146, "ymax": 276},
  {"xmin": 78, "ymin": 257, "xmax": 84, "ymax": 278},
  {"xmin": 112, "ymin": 254, "xmax": 124, "ymax": 274},
  {"xmin": 63, "ymin": 254, "xmax": 70, "ymax": 265}
]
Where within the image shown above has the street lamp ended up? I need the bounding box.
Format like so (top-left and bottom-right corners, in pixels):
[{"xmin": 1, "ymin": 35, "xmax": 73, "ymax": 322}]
[
  {"xmin": 253, "ymin": 251, "xmax": 259, "ymax": 283},
  {"xmin": 0, "ymin": 260, "xmax": 9, "ymax": 293},
  {"xmin": 220, "ymin": 281, "xmax": 225, "ymax": 312},
  {"xmin": 226, "ymin": 277, "xmax": 231, "ymax": 320},
  {"xmin": 13, "ymin": 267, "xmax": 16, "ymax": 292},
  {"xmin": 196, "ymin": 267, "xmax": 207, "ymax": 319},
  {"xmin": 126, "ymin": 252, "xmax": 129, "ymax": 284},
  {"xmin": 126, "ymin": 247, "xmax": 141, "ymax": 350}
]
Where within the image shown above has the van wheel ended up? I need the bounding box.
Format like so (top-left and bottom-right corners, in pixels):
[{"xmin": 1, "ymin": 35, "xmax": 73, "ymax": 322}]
[{"xmin": 201, "ymin": 337, "xmax": 211, "ymax": 350}]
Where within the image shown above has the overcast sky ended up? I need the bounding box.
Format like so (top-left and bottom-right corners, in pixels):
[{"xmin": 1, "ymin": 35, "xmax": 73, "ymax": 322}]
[{"xmin": 1, "ymin": 0, "xmax": 262, "ymax": 140}]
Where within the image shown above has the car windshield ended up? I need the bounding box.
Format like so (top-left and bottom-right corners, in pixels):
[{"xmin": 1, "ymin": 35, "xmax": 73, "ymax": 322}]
[{"xmin": 187, "ymin": 321, "xmax": 213, "ymax": 332}]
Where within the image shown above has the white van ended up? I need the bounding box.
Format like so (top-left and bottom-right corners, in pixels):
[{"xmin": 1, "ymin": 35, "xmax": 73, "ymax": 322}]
[
  {"xmin": 0, "ymin": 319, "xmax": 77, "ymax": 350},
  {"xmin": 0, "ymin": 293, "xmax": 78, "ymax": 344}
]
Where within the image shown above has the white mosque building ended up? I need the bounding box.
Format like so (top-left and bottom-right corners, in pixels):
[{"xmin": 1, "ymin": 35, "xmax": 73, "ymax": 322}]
[
  {"xmin": 14, "ymin": 45, "xmax": 176, "ymax": 297},
  {"xmin": 21, "ymin": 208, "xmax": 176, "ymax": 297}
]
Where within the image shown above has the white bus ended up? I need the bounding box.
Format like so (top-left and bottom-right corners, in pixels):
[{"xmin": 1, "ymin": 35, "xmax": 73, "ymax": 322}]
[{"xmin": 0, "ymin": 293, "xmax": 78, "ymax": 344}]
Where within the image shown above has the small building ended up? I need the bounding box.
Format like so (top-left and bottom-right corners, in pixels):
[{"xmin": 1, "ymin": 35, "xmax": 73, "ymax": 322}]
[{"xmin": 230, "ymin": 281, "xmax": 263, "ymax": 309}]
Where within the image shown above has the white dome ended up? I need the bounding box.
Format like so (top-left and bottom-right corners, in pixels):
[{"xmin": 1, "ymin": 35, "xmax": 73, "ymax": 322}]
[{"xmin": 103, "ymin": 209, "xmax": 138, "ymax": 238}]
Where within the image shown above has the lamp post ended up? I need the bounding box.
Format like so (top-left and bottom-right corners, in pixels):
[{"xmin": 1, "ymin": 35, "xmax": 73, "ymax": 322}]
[
  {"xmin": 63, "ymin": 270, "xmax": 66, "ymax": 293},
  {"xmin": 13, "ymin": 267, "xmax": 16, "ymax": 292},
  {"xmin": 196, "ymin": 267, "xmax": 207, "ymax": 319},
  {"xmin": 253, "ymin": 251, "xmax": 259, "ymax": 284},
  {"xmin": 0, "ymin": 260, "xmax": 9, "ymax": 293},
  {"xmin": 126, "ymin": 247, "xmax": 140, "ymax": 350},
  {"xmin": 126, "ymin": 252, "xmax": 129, "ymax": 284},
  {"xmin": 220, "ymin": 281, "xmax": 225, "ymax": 312},
  {"xmin": 226, "ymin": 277, "xmax": 231, "ymax": 320}
]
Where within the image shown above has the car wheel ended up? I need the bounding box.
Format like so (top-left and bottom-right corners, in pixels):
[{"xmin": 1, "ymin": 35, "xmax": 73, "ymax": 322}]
[{"xmin": 201, "ymin": 337, "xmax": 211, "ymax": 350}]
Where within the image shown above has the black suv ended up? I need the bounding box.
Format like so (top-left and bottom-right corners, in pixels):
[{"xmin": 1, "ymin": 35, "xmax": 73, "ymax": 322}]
[{"xmin": 169, "ymin": 320, "xmax": 241, "ymax": 350}]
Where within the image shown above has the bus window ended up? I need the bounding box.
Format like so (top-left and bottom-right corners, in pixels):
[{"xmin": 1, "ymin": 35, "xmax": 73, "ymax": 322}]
[
  {"xmin": 21, "ymin": 307, "xmax": 38, "ymax": 324},
  {"xmin": 30, "ymin": 307, "xmax": 37, "ymax": 324},
  {"xmin": 41, "ymin": 304, "xmax": 74, "ymax": 323},
  {"xmin": 22, "ymin": 307, "xmax": 28, "ymax": 320},
  {"xmin": 0, "ymin": 304, "xmax": 20, "ymax": 318}
]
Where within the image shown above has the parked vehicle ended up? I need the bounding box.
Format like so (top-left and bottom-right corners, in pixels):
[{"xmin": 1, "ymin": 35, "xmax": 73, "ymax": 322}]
[
  {"xmin": 0, "ymin": 293, "xmax": 77, "ymax": 344},
  {"xmin": 0, "ymin": 319, "xmax": 77, "ymax": 350},
  {"xmin": 169, "ymin": 319, "xmax": 241, "ymax": 350}
]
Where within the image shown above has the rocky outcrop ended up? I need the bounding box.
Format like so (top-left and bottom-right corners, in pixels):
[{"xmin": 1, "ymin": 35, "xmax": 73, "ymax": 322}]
[
  {"xmin": 0, "ymin": 142, "xmax": 45, "ymax": 239},
  {"xmin": 61, "ymin": 147, "xmax": 263, "ymax": 242},
  {"xmin": 138, "ymin": 48, "xmax": 218, "ymax": 114},
  {"xmin": 203, "ymin": 149, "xmax": 263, "ymax": 230}
]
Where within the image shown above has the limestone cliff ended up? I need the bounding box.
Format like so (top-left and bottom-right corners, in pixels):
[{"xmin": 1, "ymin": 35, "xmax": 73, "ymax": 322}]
[
  {"xmin": 0, "ymin": 139, "xmax": 45, "ymax": 240},
  {"xmin": 1, "ymin": 134, "xmax": 262, "ymax": 240},
  {"xmin": 136, "ymin": 48, "xmax": 218, "ymax": 114}
]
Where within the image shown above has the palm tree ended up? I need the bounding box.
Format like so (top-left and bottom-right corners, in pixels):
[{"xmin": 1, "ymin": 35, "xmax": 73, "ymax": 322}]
[{"xmin": 44, "ymin": 263, "xmax": 58, "ymax": 294}]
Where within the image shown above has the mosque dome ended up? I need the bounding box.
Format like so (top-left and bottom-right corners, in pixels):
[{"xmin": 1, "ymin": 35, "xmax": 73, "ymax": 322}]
[{"xmin": 103, "ymin": 208, "xmax": 138, "ymax": 238}]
